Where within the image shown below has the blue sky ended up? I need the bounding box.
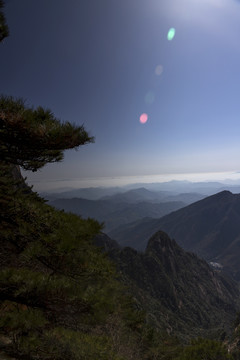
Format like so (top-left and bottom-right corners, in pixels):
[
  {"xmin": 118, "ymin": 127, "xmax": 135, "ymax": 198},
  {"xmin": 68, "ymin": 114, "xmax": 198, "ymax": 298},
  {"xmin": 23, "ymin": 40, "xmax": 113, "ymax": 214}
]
[{"xmin": 2, "ymin": 0, "xmax": 240, "ymax": 190}]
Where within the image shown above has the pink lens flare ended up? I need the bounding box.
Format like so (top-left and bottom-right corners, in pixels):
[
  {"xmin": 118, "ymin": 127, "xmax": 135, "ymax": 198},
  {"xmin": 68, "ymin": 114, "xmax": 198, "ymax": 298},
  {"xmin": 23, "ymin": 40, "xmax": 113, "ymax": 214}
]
[{"xmin": 139, "ymin": 113, "xmax": 148, "ymax": 124}]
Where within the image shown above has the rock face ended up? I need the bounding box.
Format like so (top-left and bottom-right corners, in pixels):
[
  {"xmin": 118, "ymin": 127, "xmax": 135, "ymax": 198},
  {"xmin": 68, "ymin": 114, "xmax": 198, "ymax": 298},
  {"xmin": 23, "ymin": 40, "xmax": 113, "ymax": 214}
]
[
  {"xmin": 110, "ymin": 191, "xmax": 240, "ymax": 279},
  {"xmin": 11, "ymin": 165, "xmax": 31, "ymax": 192},
  {"xmin": 97, "ymin": 231, "xmax": 240, "ymax": 339}
]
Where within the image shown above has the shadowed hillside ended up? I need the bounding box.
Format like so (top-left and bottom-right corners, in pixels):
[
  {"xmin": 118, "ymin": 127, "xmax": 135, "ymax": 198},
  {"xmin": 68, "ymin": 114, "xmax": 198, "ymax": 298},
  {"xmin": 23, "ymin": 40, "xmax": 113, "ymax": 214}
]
[
  {"xmin": 109, "ymin": 191, "xmax": 240, "ymax": 279},
  {"xmin": 49, "ymin": 196, "xmax": 185, "ymax": 232},
  {"xmin": 96, "ymin": 231, "xmax": 240, "ymax": 339}
]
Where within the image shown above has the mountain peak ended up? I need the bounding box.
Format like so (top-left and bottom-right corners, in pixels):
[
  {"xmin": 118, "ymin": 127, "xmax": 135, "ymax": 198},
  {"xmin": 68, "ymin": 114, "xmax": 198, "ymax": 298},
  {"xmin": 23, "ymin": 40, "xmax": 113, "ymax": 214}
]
[
  {"xmin": 114, "ymin": 190, "xmax": 240, "ymax": 279},
  {"xmin": 107, "ymin": 229, "xmax": 239, "ymax": 338},
  {"xmin": 146, "ymin": 231, "xmax": 179, "ymax": 254},
  {"xmin": 211, "ymin": 190, "xmax": 233, "ymax": 197}
]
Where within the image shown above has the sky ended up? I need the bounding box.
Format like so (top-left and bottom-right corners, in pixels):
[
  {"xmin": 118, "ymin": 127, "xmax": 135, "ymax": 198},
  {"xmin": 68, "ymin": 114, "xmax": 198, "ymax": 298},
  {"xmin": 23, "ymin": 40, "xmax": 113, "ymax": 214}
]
[{"xmin": 2, "ymin": 0, "xmax": 240, "ymax": 191}]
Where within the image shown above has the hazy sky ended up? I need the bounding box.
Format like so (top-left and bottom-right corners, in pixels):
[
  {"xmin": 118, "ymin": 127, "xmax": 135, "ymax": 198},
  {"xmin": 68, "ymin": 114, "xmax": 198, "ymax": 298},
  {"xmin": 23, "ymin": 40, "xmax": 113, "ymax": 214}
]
[{"xmin": 2, "ymin": 0, "xmax": 240, "ymax": 190}]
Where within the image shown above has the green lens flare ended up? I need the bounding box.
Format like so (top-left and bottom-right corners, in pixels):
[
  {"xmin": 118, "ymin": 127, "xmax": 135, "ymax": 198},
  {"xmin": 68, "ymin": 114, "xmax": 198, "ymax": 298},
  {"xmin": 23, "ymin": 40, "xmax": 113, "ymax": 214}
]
[{"xmin": 167, "ymin": 28, "xmax": 175, "ymax": 41}]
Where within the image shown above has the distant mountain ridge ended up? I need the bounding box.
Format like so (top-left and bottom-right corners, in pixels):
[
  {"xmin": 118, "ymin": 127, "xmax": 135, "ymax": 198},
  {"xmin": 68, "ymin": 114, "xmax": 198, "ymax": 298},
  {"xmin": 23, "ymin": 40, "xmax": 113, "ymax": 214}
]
[
  {"xmin": 49, "ymin": 196, "xmax": 185, "ymax": 232},
  {"xmin": 43, "ymin": 186, "xmax": 124, "ymax": 201},
  {"xmin": 43, "ymin": 179, "xmax": 240, "ymax": 202},
  {"xmin": 96, "ymin": 231, "xmax": 240, "ymax": 338},
  {"xmin": 47, "ymin": 186, "xmax": 209, "ymax": 234},
  {"xmin": 110, "ymin": 191, "xmax": 240, "ymax": 279},
  {"xmin": 101, "ymin": 187, "xmax": 170, "ymax": 203}
]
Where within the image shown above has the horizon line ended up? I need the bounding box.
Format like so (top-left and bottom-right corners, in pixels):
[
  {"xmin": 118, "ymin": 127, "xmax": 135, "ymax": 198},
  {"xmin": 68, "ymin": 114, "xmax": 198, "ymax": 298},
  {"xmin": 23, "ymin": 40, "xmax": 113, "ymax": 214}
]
[{"xmin": 25, "ymin": 171, "xmax": 240, "ymax": 192}]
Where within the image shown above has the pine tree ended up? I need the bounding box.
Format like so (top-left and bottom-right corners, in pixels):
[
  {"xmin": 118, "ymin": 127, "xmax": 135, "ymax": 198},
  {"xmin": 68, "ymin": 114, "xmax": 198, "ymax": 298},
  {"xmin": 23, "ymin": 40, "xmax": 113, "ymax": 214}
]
[
  {"xmin": 0, "ymin": 0, "xmax": 9, "ymax": 42},
  {"xmin": 0, "ymin": 93, "xmax": 122, "ymax": 359},
  {"xmin": 0, "ymin": 95, "xmax": 94, "ymax": 171}
]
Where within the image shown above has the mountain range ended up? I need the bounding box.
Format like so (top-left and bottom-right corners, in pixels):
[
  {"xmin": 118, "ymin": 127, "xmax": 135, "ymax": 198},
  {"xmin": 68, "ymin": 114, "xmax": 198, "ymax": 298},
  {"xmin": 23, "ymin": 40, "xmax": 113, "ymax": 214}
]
[
  {"xmin": 47, "ymin": 185, "xmax": 209, "ymax": 233},
  {"xmin": 43, "ymin": 179, "xmax": 240, "ymax": 201},
  {"xmin": 110, "ymin": 191, "xmax": 240, "ymax": 280},
  {"xmin": 4, "ymin": 168, "xmax": 240, "ymax": 358},
  {"xmin": 48, "ymin": 192, "xmax": 185, "ymax": 232}
]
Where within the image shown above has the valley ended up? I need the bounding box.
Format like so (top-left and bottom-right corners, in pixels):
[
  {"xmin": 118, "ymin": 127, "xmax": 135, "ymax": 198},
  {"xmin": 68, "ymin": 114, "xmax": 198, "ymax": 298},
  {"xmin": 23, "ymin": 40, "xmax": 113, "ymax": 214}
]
[{"xmin": 46, "ymin": 181, "xmax": 240, "ymax": 281}]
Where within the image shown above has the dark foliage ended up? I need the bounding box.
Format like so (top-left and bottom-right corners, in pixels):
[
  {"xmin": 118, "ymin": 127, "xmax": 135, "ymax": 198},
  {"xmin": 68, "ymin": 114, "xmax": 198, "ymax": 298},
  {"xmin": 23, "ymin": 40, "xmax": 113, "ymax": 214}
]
[
  {"xmin": 0, "ymin": 1, "xmax": 9, "ymax": 42},
  {"xmin": 0, "ymin": 96, "xmax": 94, "ymax": 171}
]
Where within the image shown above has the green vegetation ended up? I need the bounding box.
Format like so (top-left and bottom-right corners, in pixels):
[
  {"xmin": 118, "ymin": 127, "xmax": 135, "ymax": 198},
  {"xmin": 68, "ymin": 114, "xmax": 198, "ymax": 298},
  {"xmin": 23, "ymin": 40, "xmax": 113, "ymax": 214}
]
[
  {"xmin": 176, "ymin": 338, "xmax": 231, "ymax": 360},
  {"xmin": 0, "ymin": 98, "xmax": 118, "ymax": 358},
  {"xmin": 0, "ymin": 95, "xmax": 93, "ymax": 171}
]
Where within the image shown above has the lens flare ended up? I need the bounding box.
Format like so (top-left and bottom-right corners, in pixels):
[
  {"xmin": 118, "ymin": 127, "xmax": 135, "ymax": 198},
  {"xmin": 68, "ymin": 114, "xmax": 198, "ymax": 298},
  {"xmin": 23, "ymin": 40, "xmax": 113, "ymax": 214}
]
[
  {"xmin": 155, "ymin": 65, "xmax": 163, "ymax": 76},
  {"xmin": 167, "ymin": 28, "xmax": 175, "ymax": 41},
  {"xmin": 144, "ymin": 91, "xmax": 155, "ymax": 104},
  {"xmin": 139, "ymin": 113, "xmax": 148, "ymax": 124}
]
